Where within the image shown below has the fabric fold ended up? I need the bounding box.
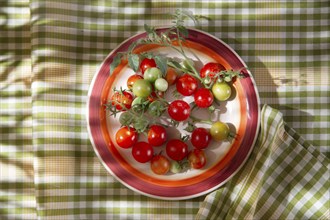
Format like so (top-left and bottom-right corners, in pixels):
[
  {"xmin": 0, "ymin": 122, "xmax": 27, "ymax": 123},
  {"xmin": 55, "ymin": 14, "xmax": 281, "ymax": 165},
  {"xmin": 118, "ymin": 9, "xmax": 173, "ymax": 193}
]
[{"xmin": 196, "ymin": 105, "xmax": 329, "ymax": 220}]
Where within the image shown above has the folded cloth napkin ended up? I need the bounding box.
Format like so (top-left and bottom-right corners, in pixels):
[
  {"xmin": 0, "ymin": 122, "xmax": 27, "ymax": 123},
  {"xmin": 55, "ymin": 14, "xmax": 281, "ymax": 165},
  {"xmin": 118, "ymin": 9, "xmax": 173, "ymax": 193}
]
[{"xmin": 196, "ymin": 104, "xmax": 329, "ymax": 220}]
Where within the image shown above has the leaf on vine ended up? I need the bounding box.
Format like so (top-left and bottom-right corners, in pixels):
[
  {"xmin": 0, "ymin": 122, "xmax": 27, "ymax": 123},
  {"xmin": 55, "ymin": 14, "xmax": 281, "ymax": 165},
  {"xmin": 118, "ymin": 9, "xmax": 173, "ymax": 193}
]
[
  {"xmin": 110, "ymin": 53, "xmax": 123, "ymax": 75},
  {"xmin": 154, "ymin": 55, "xmax": 168, "ymax": 75},
  {"xmin": 180, "ymin": 10, "xmax": 198, "ymax": 24},
  {"xmin": 144, "ymin": 23, "xmax": 154, "ymax": 34},
  {"xmin": 177, "ymin": 25, "xmax": 189, "ymax": 38},
  {"xmin": 167, "ymin": 59, "xmax": 182, "ymax": 70},
  {"xmin": 128, "ymin": 53, "xmax": 140, "ymax": 72},
  {"xmin": 128, "ymin": 41, "xmax": 137, "ymax": 53}
]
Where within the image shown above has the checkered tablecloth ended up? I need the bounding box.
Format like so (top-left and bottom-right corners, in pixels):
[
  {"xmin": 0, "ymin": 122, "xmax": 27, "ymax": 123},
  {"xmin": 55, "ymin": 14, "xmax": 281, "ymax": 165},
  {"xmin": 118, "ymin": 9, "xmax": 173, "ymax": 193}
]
[{"xmin": 1, "ymin": 1, "xmax": 329, "ymax": 219}]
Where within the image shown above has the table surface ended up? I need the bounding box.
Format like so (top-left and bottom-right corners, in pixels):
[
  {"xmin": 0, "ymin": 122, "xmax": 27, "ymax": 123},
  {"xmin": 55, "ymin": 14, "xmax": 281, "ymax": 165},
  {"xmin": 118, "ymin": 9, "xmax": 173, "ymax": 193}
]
[{"xmin": 1, "ymin": 1, "xmax": 329, "ymax": 219}]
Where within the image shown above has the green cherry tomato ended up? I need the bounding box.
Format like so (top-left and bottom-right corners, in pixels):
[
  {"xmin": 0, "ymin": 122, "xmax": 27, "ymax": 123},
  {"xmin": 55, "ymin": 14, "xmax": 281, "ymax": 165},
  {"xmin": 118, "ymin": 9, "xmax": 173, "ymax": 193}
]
[
  {"xmin": 131, "ymin": 97, "xmax": 148, "ymax": 113},
  {"xmin": 154, "ymin": 78, "xmax": 168, "ymax": 92},
  {"xmin": 210, "ymin": 121, "xmax": 230, "ymax": 141},
  {"xmin": 144, "ymin": 67, "xmax": 162, "ymax": 83},
  {"xmin": 132, "ymin": 79, "xmax": 152, "ymax": 98},
  {"xmin": 131, "ymin": 97, "xmax": 146, "ymax": 106},
  {"xmin": 211, "ymin": 81, "xmax": 232, "ymax": 101}
]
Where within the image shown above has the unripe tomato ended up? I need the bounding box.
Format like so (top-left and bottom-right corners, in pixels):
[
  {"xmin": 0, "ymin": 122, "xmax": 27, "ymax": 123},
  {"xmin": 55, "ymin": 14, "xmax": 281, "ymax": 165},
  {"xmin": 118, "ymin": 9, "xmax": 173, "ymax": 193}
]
[
  {"xmin": 211, "ymin": 82, "xmax": 232, "ymax": 101},
  {"xmin": 132, "ymin": 79, "xmax": 152, "ymax": 98},
  {"xmin": 210, "ymin": 121, "xmax": 230, "ymax": 141}
]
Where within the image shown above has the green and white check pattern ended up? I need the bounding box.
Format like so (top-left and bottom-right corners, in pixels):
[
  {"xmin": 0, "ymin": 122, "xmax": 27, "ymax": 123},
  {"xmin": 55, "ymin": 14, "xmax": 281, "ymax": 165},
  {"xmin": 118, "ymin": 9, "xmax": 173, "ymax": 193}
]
[{"xmin": 1, "ymin": 0, "xmax": 329, "ymax": 219}]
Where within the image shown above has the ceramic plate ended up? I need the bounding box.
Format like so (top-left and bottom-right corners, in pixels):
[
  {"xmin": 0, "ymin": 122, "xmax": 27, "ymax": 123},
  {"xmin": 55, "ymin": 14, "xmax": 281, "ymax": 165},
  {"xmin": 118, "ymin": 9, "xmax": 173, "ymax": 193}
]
[{"xmin": 87, "ymin": 28, "xmax": 260, "ymax": 200}]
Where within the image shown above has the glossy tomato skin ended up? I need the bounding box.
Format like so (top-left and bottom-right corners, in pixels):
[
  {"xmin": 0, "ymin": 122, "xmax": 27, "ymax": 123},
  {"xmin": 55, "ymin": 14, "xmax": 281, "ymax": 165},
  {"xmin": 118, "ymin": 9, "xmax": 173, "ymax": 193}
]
[
  {"xmin": 132, "ymin": 79, "xmax": 153, "ymax": 98},
  {"xmin": 188, "ymin": 149, "xmax": 207, "ymax": 169},
  {"xmin": 200, "ymin": 62, "xmax": 226, "ymax": 80},
  {"xmin": 166, "ymin": 139, "xmax": 188, "ymax": 161},
  {"xmin": 132, "ymin": 142, "xmax": 154, "ymax": 163},
  {"xmin": 176, "ymin": 74, "xmax": 198, "ymax": 96},
  {"xmin": 210, "ymin": 121, "xmax": 230, "ymax": 141},
  {"xmin": 167, "ymin": 100, "xmax": 190, "ymax": 121},
  {"xmin": 211, "ymin": 82, "xmax": 232, "ymax": 101},
  {"xmin": 150, "ymin": 154, "xmax": 170, "ymax": 175},
  {"xmin": 194, "ymin": 88, "xmax": 214, "ymax": 108},
  {"xmin": 140, "ymin": 58, "xmax": 157, "ymax": 74},
  {"xmin": 111, "ymin": 91, "xmax": 133, "ymax": 111},
  {"xmin": 191, "ymin": 127, "xmax": 211, "ymax": 149},
  {"xmin": 147, "ymin": 125, "xmax": 167, "ymax": 146},
  {"xmin": 115, "ymin": 126, "xmax": 138, "ymax": 149},
  {"xmin": 127, "ymin": 74, "xmax": 143, "ymax": 89},
  {"xmin": 165, "ymin": 67, "xmax": 178, "ymax": 85}
]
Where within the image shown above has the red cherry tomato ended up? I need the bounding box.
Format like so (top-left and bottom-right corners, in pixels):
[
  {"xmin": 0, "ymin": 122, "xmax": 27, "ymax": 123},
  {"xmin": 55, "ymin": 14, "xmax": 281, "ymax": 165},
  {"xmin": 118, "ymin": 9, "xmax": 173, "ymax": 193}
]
[
  {"xmin": 147, "ymin": 125, "xmax": 167, "ymax": 146},
  {"xmin": 188, "ymin": 149, "xmax": 207, "ymax": 169},
  {"xmin": 150, "ymin": 154, "xmax": 170, "ymax": 175},
  {"xmin": 200, "ymin": 62, "xmax": 226, "ymax": 80},
  {"xmin": 127, "ymin": 74, "xmax": 143, "ymax": 89},
  {"xmin": 166, "ymin": 139, "xmax": 188, "ymax": 161},
  {"xmin": 132, "ymin": 142, "xmax": 154, "ymax": 163},
  {"xmin": 194, "ymin": 88, "xmax": 214, "ymax": 108},
  {"xmin": 115, "ymin": 126, "xmax": 138, "ymax": 149},
  {"xmin": 191, "ymin": 127, "xmax": 211, "ymax": 149},
  {"xmin": 176, "ymin": 74, "xmax": 198, "ymax": 96},
  {"xmin": 110, "ymin": 91, "xmax": 133, "ymax": 111},
  {"xmin": 140, "ymin": 58, "xmax": 156, "ymax": 74},
  {"xmin": 167, "ymin": 100, "xmax": 191, "ymax": 121}
]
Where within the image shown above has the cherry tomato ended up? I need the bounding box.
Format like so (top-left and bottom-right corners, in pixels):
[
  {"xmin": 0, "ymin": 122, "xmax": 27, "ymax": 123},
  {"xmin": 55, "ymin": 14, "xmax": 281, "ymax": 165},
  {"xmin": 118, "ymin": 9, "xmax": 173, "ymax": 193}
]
[
  {"xmin": 200, "ymin": 62, "xmax": 225, "ymax": 80},
  {"xmin": 115, "ymin": 126, "xmax": 138, "ymax": 149},
  {"xmin": 132, "ymin": 141, "xmax": 154, "ymax": 163},
  {"xmin": 176, "ymin": 74, "xmax": 198, "ymax": 96},
  {"xmin": 210, "ymin": 121, "xmax": 230, "ymax": 141},
  {"xmin": 166, "ymin": 139, "xmax": 188, "ymax": 161},
  {"xmin": 132, "ymin": 79, "xmax": 152, "ymax": 98},
  {"xmin": 140, "ymin": 58, "xmax": 156, "ymax": 74},
  {"xmin": 188, "ymin": 149, "xmax": 207, "ymax": 169},
  {"xmin": 144, "ymin": 67, "xmax": 162, "ymax": 83},
  {"xmin": 191, "ymin": 127, "xmax": 211, "ymax": 149},
  {"xmin": 154, "ymin": 78, "xmax": 168, "ymax": 92},
  {"xmin": 194, "ymin": 88, "xmax": 214, "ymax": 108},
  {"xmin": 147, "ymin": 125, "xmax": 167, "ymax": 146},
  {"xmin": 165, "ymin": 67, "xmax": 178, "ymax": 85},
  {"xmin": 150, "ymin": 154, "xmax": 170, "ymax": 175},
  {"xmin": 211, "ymin": 81, "xmax": 232, "ymax": 101},
  {"xmin": 127, "ymin": 74, "xmax": 143, "ymax": 89},
  {"xmin": 167, "ymin": 100, "xmax": 190, "ymax": 121},
  {"xmin": 110, "ymin": 91, "xmax": 133, "ymax": 111}
]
